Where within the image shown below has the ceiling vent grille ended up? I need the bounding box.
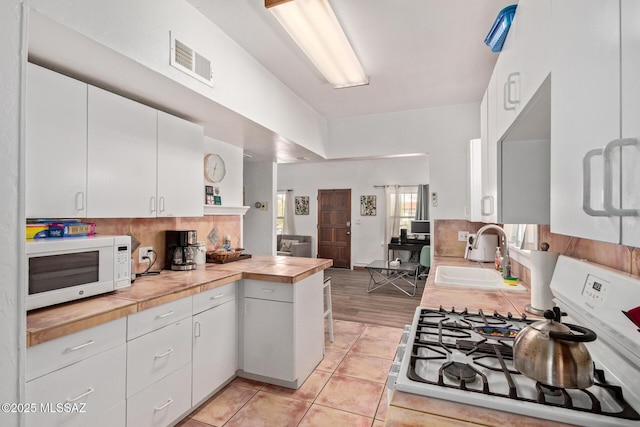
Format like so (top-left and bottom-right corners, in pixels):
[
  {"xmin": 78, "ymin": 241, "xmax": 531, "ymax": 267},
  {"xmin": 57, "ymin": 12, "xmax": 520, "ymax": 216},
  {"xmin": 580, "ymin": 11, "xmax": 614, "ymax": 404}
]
[{"xmin": 170, "ymin": 32, "xmax": 213, "ymax": 87}]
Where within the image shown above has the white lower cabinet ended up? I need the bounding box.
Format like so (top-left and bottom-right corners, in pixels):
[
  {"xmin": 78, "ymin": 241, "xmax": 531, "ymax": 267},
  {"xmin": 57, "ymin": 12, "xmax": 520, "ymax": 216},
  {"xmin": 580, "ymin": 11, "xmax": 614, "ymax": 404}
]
[
  {"xmin": 26, "ymin": 344, "xmax": 126, "ymax": 427},
  {"xmin": 126, "ymin": 363, "xmax": 192, "ymax": 427},
  {"xmin": 126, "ymin": 319, "xmax": 192, "ymax": 398},
  {"xmin": 192, "ymin": 284, "xmax": 238, "ymax": 406},
  {"xmin": 241, "ymin": 275, "xmax": 324, "ymax": 388}
]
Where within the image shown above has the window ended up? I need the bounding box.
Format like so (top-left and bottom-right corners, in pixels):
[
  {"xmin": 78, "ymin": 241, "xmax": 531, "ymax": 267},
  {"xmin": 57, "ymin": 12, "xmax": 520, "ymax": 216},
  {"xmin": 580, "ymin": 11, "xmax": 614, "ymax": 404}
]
[
  {"xmin": 391, "ymin": 186, "xmax": 418, "ymax": 235},
  {"xmin": 276, "ymin": 191, "xmax": 286, "ymax": 235}
]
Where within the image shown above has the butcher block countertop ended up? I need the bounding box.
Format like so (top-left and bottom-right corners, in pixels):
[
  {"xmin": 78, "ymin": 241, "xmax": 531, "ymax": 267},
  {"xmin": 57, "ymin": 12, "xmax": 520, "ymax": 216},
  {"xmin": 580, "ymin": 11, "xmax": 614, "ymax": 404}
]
[
  {"xmin": 26, "ymin": 255, "xmax": 332, "ymax": 347},
  {"xmin": 387, "ymin": 256, "xmax": 574, "ymax": 427}
]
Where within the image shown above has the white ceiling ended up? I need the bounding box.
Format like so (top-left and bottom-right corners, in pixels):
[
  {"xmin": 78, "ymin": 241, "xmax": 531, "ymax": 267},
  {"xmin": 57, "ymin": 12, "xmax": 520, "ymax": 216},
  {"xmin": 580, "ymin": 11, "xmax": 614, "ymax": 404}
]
[{"xmin": 186, "ymin": 0, "xmax": 515, "ymax": 120}]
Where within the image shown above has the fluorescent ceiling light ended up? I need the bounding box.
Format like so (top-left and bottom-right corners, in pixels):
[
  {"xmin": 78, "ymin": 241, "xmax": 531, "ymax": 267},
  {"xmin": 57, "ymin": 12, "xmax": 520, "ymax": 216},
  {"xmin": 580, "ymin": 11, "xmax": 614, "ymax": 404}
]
[{"xmin": 266, "ymin": 0, "xmax": 369, "ymax": 89}]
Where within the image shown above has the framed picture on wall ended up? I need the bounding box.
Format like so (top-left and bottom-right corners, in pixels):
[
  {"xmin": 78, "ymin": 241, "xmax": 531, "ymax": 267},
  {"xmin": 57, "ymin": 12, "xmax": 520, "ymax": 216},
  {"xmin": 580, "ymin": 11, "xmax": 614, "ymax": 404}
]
[
  {"xmin": 295, "ymin": 196, "xmax": 309, "ymax": 215},
  {"xmin": 360, "ymin": 195, "xmax": 376, "ymax": 216}
]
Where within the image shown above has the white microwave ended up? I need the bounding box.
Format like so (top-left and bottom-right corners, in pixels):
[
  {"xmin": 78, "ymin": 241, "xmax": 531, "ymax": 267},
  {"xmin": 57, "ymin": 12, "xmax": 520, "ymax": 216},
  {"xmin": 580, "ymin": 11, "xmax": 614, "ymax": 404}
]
[{"xmin": 26, "ymin": 235, "xmax": 131, "ymax": 311}]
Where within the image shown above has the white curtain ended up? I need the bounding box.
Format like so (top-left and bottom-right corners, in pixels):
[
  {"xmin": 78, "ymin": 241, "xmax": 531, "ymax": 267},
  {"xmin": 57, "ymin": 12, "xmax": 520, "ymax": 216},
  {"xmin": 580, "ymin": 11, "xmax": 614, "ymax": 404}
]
[
  {"xmin": 283, "ymin": 190, "xmax": 296, "ymax": 234},
  {"xmin": 385, "ymin": 185, "xmax": 401, "ymax": 261}
]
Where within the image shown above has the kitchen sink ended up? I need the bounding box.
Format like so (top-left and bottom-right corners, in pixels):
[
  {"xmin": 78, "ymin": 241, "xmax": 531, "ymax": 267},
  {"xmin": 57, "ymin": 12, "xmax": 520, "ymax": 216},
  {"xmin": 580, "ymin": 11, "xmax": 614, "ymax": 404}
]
[{"xmin": 434, "ymin": 265, "xmax": 526, "ymax": 291}]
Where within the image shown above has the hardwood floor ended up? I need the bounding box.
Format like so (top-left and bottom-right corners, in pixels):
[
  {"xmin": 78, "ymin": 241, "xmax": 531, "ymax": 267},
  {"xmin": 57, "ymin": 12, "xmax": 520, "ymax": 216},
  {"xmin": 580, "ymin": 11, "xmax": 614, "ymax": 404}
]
[{"xmin": 323, "ymin": 267, "xmax": 426, "ymax": 329}]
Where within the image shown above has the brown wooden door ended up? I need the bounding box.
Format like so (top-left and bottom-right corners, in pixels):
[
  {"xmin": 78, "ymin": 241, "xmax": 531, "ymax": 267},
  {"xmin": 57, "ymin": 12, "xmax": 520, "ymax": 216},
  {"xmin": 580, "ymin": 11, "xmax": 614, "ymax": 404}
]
[{"xmin": 317, "ymin": 189, "xmax": 351, "ymax": 268}]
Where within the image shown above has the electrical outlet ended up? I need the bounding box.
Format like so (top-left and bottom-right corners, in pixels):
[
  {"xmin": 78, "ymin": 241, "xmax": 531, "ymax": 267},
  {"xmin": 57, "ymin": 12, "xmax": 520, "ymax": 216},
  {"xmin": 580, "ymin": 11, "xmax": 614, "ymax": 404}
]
[
  {"xmin": 138, "ymin": 246, "xmax": 153, "ymax": 263},
  {"xmin": 458, "ymin": 231, "xmax": 469, "ymax": 242}
]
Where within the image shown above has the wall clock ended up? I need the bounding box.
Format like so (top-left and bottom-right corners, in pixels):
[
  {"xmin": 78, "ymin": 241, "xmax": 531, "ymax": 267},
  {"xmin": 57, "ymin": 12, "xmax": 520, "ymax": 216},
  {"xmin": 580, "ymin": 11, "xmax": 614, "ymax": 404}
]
[{"xmin": 204, "ymin": 153, "xmax": 226, "ymax": 183}]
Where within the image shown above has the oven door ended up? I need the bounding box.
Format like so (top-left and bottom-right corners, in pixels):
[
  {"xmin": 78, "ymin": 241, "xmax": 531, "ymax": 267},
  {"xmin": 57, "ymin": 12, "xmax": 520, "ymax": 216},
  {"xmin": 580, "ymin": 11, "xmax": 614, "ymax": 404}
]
[{"xmin": 26, "ymin": 237, "xmax": 117, "ymax": 310}]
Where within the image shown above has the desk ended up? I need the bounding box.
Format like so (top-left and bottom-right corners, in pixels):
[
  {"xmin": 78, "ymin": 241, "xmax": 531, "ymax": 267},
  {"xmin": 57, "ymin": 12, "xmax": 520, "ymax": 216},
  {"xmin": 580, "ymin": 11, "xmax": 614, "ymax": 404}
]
[
  {"xmin": 364, "ymin": 260, "xmax": 420, "ymax": 297},
  {"xmin": 388, "ymin": 238, "xmax": 430, "ymax": 263}
]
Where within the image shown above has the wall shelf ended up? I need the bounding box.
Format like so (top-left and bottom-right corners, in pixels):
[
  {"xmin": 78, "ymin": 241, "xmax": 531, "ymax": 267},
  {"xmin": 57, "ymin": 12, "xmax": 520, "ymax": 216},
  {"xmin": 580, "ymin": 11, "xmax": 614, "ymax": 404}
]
[{"xmin": 204, "ymin": 205, "xmax": 250, "ymax": 216}]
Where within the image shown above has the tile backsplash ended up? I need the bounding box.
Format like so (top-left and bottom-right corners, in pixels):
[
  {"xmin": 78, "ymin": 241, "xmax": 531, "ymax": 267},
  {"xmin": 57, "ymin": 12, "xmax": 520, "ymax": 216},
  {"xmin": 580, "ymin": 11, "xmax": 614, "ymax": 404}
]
[
  {"xmin": 87, "ymin": 215, "xmax": 241, "ymax": 272},
  {"xmin": 433, "ymin": 220, "xmax": 639, "ymax": 285}
]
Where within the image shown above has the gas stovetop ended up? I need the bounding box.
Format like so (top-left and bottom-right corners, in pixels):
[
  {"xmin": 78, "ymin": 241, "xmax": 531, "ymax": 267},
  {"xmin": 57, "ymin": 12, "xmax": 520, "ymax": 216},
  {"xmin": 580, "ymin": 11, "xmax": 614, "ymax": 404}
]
[
  {"xmin": 392, "ymin": 256, "xmax": 640, "ymax": 426},
  {"xmin": 401, "ymin": 306, "xmax": 640, "ymax": 423}
]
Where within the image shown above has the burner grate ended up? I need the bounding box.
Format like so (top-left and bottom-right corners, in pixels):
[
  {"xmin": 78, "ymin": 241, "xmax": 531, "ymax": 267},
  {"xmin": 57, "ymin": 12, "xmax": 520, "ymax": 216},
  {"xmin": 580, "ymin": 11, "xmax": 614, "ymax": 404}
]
[{"xmin": 405, "ymin": 307, "xmax": 640, "ymax": 421}]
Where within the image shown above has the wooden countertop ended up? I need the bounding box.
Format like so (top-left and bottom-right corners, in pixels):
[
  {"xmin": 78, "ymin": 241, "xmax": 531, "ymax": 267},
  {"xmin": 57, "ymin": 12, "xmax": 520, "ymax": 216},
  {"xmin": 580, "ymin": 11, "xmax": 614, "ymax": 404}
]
[
  {"xmin": 27, "ymin": 256, "xmax": 332, "ymax": 347},
  {"xmin": 387, "ymin": 257, "xmax": 574, "ymax": 427}
]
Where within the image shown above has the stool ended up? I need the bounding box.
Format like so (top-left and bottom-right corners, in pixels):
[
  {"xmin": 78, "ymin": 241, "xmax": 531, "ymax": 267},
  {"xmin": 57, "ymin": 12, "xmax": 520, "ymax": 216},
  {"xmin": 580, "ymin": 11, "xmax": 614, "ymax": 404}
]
[{"xmin": 323, "ymin": 276, "xmax": 334, "ymax": 342}]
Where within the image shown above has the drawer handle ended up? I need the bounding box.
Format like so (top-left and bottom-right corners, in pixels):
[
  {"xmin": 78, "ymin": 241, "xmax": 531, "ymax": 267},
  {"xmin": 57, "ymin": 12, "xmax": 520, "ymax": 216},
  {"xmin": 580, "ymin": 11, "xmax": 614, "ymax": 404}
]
[
  {"xmin": 154, "ymin": 399, "xmax": 174, "ymax": 411},
  {"xmin": 154, "ymin": 348, "xmax": 174, "ymax": 359},
  {"xmin": 156, "ymin": 310, "xmax": 174, "ymax": 319},
  {"xmin": 261, "ymin": 288, "xmax": 275, "ymax": 293},
  {"xmin": 66, "ymin": 388, "xmax": 95, "ymax": 403},
  {"xmin": 65, "ymin": 340, "xmax": 95, "ymax": 352},
  {"xmin": 211, "ymin": 293, "xmax": 224, "ymax": 300}
]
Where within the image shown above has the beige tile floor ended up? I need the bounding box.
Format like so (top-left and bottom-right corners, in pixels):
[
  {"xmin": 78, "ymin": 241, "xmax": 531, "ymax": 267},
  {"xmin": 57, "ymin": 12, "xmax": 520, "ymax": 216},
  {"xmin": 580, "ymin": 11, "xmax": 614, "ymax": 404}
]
[{"xmin": 177, "ymin": 320, "xmax": 404, "ymax": 427}]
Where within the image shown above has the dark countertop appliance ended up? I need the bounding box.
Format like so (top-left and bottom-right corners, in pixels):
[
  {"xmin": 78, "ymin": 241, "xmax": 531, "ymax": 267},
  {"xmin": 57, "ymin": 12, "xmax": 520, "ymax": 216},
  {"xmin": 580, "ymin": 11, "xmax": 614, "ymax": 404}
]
[{"xmin": 166, "ymin": 230, "xmax": 197, "ymax": 271}]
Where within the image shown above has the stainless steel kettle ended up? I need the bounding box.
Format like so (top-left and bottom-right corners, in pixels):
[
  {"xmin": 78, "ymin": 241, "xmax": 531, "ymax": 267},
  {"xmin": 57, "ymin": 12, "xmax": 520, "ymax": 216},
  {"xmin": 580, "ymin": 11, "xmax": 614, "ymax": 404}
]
[{"xmin": 513, "ymin": 307, "xmax": 597, "ymax": 389}]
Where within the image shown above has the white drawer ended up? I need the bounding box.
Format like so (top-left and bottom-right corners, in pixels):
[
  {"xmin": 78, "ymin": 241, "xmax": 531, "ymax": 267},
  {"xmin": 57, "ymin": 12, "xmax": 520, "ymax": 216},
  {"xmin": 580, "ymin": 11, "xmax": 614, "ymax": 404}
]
[
  {"xmin": 25, "ymin": 344, "xmax": 126, "ymax": 427},
  {"xmin": 244, "ymin": 279, "xmax": 293, "ymax": 303},
  {"xmin": 127, "ymin": 297, "xmax": 192, "ymax": 340},
  {"xmin": 126, "ymin": 363, "xmax": 192, "ymax": 427},
  {"xmin": 27, "ymin": 317, "xmax": 126, "ymax": 381},
  {"xmin": 127, "ymin": 319, "xmax": 192, "ymax": 398},
  {"xmin": 193, "ymin": 282, "xmax": 236, "ymax": 315}
]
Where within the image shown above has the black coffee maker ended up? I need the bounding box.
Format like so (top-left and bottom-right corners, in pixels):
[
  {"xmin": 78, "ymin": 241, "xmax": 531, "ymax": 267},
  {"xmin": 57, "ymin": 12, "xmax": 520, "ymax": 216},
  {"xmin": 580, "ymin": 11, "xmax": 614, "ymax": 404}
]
[{"xmin": 166, "ymin": 230, "xmax": 197, "ymax": 271}]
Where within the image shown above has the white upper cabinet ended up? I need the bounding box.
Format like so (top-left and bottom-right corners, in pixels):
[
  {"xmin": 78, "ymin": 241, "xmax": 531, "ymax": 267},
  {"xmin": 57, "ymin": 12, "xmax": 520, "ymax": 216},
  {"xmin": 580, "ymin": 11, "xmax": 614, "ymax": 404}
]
[
  {"xmin": 481, "ymin": 73, "xmax": 499, "ymax": 223},
  {"xmin": 157, "ymin": 111, "xmax": 204, "ymax": 217},
  {"xmin": 551, "ymin": 0, "xmax": 628, "ymax": 244},
  {"xmin": 26, "ymin": 63, "xmax": 88, "ymax": 218},
  {"xmin": 87, "ymin": 86, "xmax": 158, "ymax": 218},
  {"xmin": 495, "ymin": 0, "xmax": 551, "ymax": 140},
  {"xmin": 620, "ymin": 0, "xmax": 640, "ymax": 247}
]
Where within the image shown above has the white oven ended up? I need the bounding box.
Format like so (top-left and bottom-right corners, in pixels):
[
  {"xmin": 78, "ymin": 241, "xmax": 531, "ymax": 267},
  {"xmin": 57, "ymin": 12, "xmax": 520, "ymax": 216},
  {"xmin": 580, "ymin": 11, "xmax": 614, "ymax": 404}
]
[
  {"xmin": 388, "ymin": 256, "xmax": 640, "ymax": 426},
  {"xmin": 26, "ymin": 235, "xmax": 131, "ymax": 310}
]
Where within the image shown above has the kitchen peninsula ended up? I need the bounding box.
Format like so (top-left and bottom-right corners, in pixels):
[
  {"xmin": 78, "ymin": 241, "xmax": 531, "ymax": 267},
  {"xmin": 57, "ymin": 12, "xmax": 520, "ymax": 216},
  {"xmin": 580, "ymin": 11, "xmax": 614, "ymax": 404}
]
[{"xmin": 26, "ymin": 256, "xmax": 331, "ymax": 427}]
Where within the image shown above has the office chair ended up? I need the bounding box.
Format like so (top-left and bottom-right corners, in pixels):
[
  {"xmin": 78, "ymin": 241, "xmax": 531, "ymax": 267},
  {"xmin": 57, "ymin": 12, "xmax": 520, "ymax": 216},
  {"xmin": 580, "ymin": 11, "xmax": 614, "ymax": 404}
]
[{"xmin": 418, "ymin": 245, "xmax": 431, "ymax": 279}]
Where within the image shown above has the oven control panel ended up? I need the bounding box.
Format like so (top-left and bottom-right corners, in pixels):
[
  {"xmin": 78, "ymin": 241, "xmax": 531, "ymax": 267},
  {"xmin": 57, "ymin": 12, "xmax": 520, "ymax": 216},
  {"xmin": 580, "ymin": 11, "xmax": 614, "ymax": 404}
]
[{"xmin": 582, "ymin": 274, "xmax": 609, "ymax": 308}]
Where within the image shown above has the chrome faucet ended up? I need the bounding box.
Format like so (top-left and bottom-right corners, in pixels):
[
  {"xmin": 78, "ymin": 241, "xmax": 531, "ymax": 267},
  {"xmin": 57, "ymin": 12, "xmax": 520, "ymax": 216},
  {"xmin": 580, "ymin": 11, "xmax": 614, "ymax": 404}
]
[{"xmin": 473, "ymin": 224, "xmax": 511, "ymax": 278}]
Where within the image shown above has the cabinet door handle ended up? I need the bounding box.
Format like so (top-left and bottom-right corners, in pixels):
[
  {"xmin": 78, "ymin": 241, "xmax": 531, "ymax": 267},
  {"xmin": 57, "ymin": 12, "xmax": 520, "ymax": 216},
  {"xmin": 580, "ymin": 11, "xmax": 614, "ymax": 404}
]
[
  {"xmin": 66, "ymin": 387, "xmax": 95, "ymax": 403},
  {"xmin": 159, "ymin": 196, "xmax": 166, "ymax": 214},
  {"xmin": 481, "ymin": 196, "xmax": 494, "ymax": 216},
  {"xmin": 506, "ymin": 72, "xmax": 520, "ymax": 107},
  {"xmin": 154, "ymin": 399, "xmax": 174, "ymax": 411},
  {"xmin": 155, "ymin": 310, "xmax": 174, "ymax": 319},
  {"xmin": 194, "ymin": 321, "xmax": 201, "ymax": 338},
  {"xmin": 154, "ymin": 348, "xmax": 174, "ymax": 359},
  {"xmin": 603, "ymin": 138, "xmax": 639, "ymax": 216},
  {"xmin": 582, "ymin": 148, "xmax": 609, "ymax": 217},
  {"xmin": 75, "ymin": 192, "xmax": 85, "ymax": 211},
  {"xmin": 150, "ymin": 196, "xmax": 157, "ymax": 214},
  {"xmin": 65, "ymin": 340, "xmax": 95, "ymax": 352}
]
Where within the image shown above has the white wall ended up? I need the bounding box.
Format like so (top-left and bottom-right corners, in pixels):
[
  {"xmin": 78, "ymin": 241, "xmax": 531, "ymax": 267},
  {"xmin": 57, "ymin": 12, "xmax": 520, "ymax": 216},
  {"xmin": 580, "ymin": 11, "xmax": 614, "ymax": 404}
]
[
  {"xmin": 203, "ymin": 136, "xmax": 244, "ymax": 207},
  {"xmin": 28, "ymin": 0, "xmax": 328, "ymax": 158},
  {"xmin": 328, "ymin": 103, "xmax": 480, "ymax": 220},
  {"xmin": 278, "ymin": 157, "xmax": 429, "ymax": 266},
  {"xmin": 0, "ymin": 1, "xmax": 24, "ymax": 424},
  {"xmin": 243, "ymin": 162, "xmax": 277, "ymax": 256}
]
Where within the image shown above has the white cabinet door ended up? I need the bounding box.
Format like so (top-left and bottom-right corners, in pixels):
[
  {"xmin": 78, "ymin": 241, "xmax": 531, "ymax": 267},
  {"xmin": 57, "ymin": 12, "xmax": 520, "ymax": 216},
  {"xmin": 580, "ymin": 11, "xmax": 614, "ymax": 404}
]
[
  {"xmin": 157, "ymin": 111, "xmax": 204, "ymax": 217},
  {"xmin": 621, "ymin": 0, "xmax": 640, "ymax": 247},
  {"xmin": 126, "ymin": 363, "xmax": 192, "ymax": 427},
  {"xmin": 495, "ymin": 0, "xmax": 551, "ymax": 139},
  {"xmin": 127, "ymin": 319, "xmax": 192, "ymax": 398},
  {"xmin": 482, "ymin": 72, "xmax": 498, "ymax": 223},
  {"xmin": 243, "ymin": 297, "xmax": 294, "ymax": 382},
  {"xmin": 468, "ymin": 139, "xmax": 483, "ymax": 222},
  {"xmin": 26, "ymin": 63, "xmax": 88, "ymax": 218},
  {"xmin": 550, "ymin": 0, "xmax": 621, "ymax": 243},
  {"xmin": 192, "ymin": 299, "xmax": 237, "ymax": 405},
  {"xmin": 87, "ymin": 86, "xmax": 157, "ymax": 218},
  {"xmin": 26, "ymin": 344, "xmax": 126, "ymax": 427}
]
